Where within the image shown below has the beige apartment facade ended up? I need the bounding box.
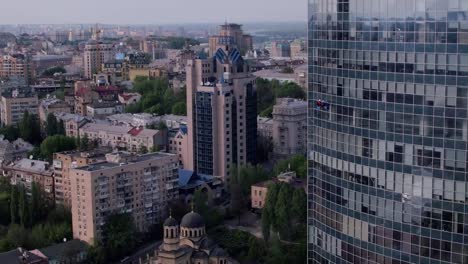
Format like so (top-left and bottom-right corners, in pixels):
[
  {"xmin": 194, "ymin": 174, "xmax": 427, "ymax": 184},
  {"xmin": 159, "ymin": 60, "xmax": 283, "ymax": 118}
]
[
  {"xmin": 272, "ymin": 98, "xmax": 307, "ymax": 157},
  {"xmin": 0, "ymin": 54, "xmax": 29, "ymax": 79},
  {"xmin": 4, "ymin": 158, "xmax": 54, "ymax": 199},
  {"xmin": 79, "ymin": 123, "xmax": 164, "ymax": 152},
  {"xmin": 70, "ymin": 152, "xmax": 179, "ymax": 244},
  {"xmin": 38, "ymin": 98, "xmax": 72, "ymax": 124},
  {"xmin": 53, "ymin": 149, "xmax": 108, "ymax": 208},
  {"xmin": 0, "ymin": 90, "xmax": 39, "ymax": 126},
  {"xmin": 251, "ymin": 181, "xmax": 269, "ymax": 209},
  {"xmin": 83, "ymin": 41, "xmax": 114, "ymax": 79},
  {"xmin": 167, "ymin": 128, "xmax": 190, "ymax": 169}
]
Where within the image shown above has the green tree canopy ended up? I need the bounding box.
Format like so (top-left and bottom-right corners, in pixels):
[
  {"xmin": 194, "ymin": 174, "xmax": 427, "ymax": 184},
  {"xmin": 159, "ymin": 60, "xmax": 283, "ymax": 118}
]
[
  {"xmin": 171, "ymin": 102, "xmax": 187, "ymax": 115},
  {"xmin": 42, "ymin": 66, "xmax": 66, "ymax": 77},
  {"xmin": 256, "ymin": 78, "xmax": 305, "ymax": 116},
  {"xmin": 101, "ymin": 213, "xmax": 138, "ymax": 262},
  {"xmin": 126, "ymin": 78, "xmax": 186, "ymax": 115},
  {"xmin": 0, "ymin": 125, "xmax": 19, "ymax": 141},
  {"xmin": 19, "ymin": 111, "xmax": 42, "ymax": 145},
  {"xmin": 40, "ymin": 135, "xmax": 76, "ymax": 161},
  {"xmin": 46, "ymin": 113, "xmax": 59, "ymax": 136},
  {"xmin": 273, "ymin": 154, "xmax": 307, "ymax": 178}
]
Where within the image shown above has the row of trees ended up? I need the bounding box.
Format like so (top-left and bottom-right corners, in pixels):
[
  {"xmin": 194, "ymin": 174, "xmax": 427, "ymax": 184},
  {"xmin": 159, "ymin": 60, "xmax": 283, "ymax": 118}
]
[
  {"xmin": 0, "ymin": 112, "xmax": 66, "ymax": 146},
  {"xmin": 261, "ymin": 182, "xmax": 307, "ymax": 242},
  {"xmin": 257, "ymin": 78, "xmax": 306, "ymax": 117},
  {"xmin": 125, "ymin": 77, "xmax": 187, "ymax": 116},
  {"xmin": 46, "ymin": 113, "xmax": 66, "ymax": 136},
  {"xmin": 210, "ymin": 227, "xmax": 306, "ymax": 264},
  {"xmin": 86, "ymin": 213, "xmax": 144, "ymax": 263},
  {"xmin": 0, "ymin": 179, "xmax": 72, "ymax": 252}
]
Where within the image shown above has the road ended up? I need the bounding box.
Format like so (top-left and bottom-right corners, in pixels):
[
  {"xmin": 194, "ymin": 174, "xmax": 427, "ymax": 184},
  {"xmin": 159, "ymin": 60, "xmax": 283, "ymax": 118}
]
[{"xmin": 115, "ymin": 240, "xmax": 162, "ymax": 264}]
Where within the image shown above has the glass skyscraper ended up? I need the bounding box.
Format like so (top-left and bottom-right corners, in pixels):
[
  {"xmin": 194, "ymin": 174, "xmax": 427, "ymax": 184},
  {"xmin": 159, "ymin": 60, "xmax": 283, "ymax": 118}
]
[{"xmin": 308, "ymin": 0, "xmax": 468, "ymax": 263}]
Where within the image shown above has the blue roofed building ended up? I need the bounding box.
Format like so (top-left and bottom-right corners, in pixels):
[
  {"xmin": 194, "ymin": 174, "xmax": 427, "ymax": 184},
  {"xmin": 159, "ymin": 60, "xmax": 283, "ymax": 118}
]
[{"xmin": 178, "ymin": 169, "xmax": 224, "ymax": 205}]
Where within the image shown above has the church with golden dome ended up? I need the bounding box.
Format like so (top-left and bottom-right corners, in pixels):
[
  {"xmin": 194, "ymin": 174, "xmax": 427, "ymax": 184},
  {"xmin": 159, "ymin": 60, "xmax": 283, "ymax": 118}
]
[{"xmin": 151, "ymin": 210, "xmax": 238, "ymax": 264}]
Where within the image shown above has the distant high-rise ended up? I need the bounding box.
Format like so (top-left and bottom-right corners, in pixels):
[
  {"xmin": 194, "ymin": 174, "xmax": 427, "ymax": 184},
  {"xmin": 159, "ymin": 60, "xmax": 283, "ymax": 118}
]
[
  {"xmin": 309, "ymin": 1, "xmax": 468, "ymax": 263},
  {"xmin": 209, "ymin": 23, "xmax": 253, "ymax": 56},
  {"xmin": 186, "ymin": 38, "xmax": 257, "ymax": 181},
  {"xmin": 83, "ymin": 38, "xmax": 114, "ymax": 79}
]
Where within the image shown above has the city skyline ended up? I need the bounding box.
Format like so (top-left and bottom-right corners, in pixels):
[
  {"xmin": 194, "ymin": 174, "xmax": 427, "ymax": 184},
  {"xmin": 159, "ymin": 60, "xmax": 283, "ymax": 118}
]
[{"xmin": 0, "ymin": 0, "xmax": 307, "ymax": 25}]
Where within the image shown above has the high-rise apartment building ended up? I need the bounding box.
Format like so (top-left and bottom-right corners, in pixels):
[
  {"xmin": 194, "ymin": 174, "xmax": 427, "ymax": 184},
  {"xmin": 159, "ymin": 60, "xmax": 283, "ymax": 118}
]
[
  {"xmin": 53, "ymin": 149, "xmax": 108, "ymax": 208},
  {"xmin": 270, "ymin": 41, "xmax": 291, "ymax": 58},
  {"xmin": 83, "ymin": 40, "xmax": 114, "ymax": 79},
  {"xmin": 70, "ymin": 152, "xmax": 179, "ymax": 244},
  {"xmin": 309, "ymin": 1, "xmax": 468, "ymax": 263},
  {"xmin": 209, "ymin": 23, "xmax": 253, "ymax": 56},
  {"xmin": 186, "ymin": 44, "xmax": 257, "ymax": 181},
  {"xmin": 0, "ymin": 54, "xmax": 30, "ymax": 80}
]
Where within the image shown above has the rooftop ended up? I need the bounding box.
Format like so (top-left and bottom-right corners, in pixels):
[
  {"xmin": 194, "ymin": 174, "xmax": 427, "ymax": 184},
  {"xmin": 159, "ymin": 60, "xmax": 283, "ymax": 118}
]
[
  {"xmin": 8, "ymin": 158, "xmax": 51, "ymax": 175},
  {"xmin": 88, "ymin": 100, "xmax": 122, "ymax": 109},
  {"xmin": 81, "ymin": 123, "xmax": 159, "ymax": 137},
  {"xmin": 74, "ymin": 152, "xmax": 175, "ymax": 172}
]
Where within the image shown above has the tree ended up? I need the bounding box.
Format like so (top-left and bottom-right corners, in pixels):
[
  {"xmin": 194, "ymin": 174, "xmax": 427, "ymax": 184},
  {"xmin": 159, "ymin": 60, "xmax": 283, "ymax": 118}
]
[
  {"xmin": 42, "ymin": 66, "xmax": 66, "ymax": 77},
  {"xmin": 5, "ymin": 224, "xmax": 29, "ymax": 248},
  {"xmin": 19, "ymin": 111, "xmax": 42, "ymax": 145},
  {"xmin": 229, "ymin": 183, "xmax": 243, "ymax": 225},
  {"xmin": 264, "ymin": 237, "xmax": 288, "ymax": 264},
  {"xmin": 193, "ymin": 189, "xmax": 209, "ymax": 214},
  {"xmin": 10, "ymin": 185, "xmax": 18, "ymax": 224},
  {"xmin": 57, "ymin": 120, "xmax": 66, "ymax": 135},
  {"xmin": 256, "ymin": 78, "xmax": 306, "ymax": 116},
  {"xmin": 257, "ymin": 134, "xmax": 273, "ymax": 163},
  {"xmin": 101, "ymin": 213, "xmax": 138, "ymax": 262},
  {"xmin": 276, "ymin": 82, "xmax": 305, "ymax": 99},
  {"xmin": 79, "ymin": 134, "xmax": 89, "ymax": 151},
  {"xmin": 139, "ymin": 145, "xmax": 148, "ymax": 154},
  {"xmin": 40, "ymin": 135, "xmax": 76, "ymax": 161},
  {"xmin": 46, "ymin": 113, "xmax": 59, "ymax": 136},
  {"xmin": 247, "ymin": 237, "xmax": 267, "ymax": 262},
  {"xmin": 262, "ymin": 183, "xmax": 280, "ymax": 239},
  {"xmin": 275, "ymin": 184, "xmax": 293, "ymax": 240},
  {"xmin": 18, "ymin": 186, "xmax": 29, "ymax": 227},
  {"xmin": 273, "ymin": 154, "xmax": 307, "ymax": 178},
  {"xmin": 30, "ymin": 182, "xmax": 42, "ymax": 224},
  {"xmin": 291, "ymin": 188, "xmax": 307, "ymax": 223},
  {"xmin": 193, "ymin": 189, "xmax": 223, "ymax": 228},
  {"xmin": 259, "ymin": 105, "xmax": 273, "ymax": 118},
  {"xmin": 171, "ymin": 102, "xmax": 186, "ymax": 115},
  {"xmin": 0, "ymin": 125, "xmax": 19, "ymax": 141}
]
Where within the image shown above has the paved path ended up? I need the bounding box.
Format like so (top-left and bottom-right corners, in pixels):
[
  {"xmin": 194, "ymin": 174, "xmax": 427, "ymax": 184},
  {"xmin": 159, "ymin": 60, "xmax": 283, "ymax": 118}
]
[{"xmin": 225, "ymin": 211, "xmax": 263, "ymax": 239}]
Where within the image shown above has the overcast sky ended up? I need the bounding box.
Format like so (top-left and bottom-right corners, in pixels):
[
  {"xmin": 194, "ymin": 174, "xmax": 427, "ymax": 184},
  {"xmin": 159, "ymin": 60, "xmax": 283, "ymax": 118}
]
[{"xmin": 1, "ymin": 0, "xmax": 306, "ymax": 24}]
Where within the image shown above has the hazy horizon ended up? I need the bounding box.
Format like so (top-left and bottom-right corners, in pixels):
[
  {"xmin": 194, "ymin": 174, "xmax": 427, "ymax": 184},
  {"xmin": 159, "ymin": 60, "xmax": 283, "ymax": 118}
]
[{"xmin": 0, "ymin": 0, "xmax": 307, "ymax": 25}]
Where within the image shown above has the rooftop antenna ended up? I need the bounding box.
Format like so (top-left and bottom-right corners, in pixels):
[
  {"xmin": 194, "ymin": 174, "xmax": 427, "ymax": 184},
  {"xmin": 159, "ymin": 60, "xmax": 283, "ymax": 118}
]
[
  {"xmin": 191, "ymin": 201, "xmax": 194, "ymax": 212},
  {"xmin": 169, "ymin": 208, "xmax": 172, "ymax": 218}
]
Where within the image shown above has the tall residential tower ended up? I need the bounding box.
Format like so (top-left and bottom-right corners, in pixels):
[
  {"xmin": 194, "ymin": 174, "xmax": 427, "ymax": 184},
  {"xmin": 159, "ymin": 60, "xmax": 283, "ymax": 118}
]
[
  {"xmin": 186, "ymin": 43, "xmax": 257, "ymax": 181},
  {"xmin": 309, "ymin": 1, "xmax": 468, "ymax": 263}
]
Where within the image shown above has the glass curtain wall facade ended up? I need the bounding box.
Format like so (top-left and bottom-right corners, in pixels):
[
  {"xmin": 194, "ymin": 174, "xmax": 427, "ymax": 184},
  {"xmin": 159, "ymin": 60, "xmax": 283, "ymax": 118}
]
[{"xmin": 308, "ymin": 0, "xmax": 468, "ymax": 263}]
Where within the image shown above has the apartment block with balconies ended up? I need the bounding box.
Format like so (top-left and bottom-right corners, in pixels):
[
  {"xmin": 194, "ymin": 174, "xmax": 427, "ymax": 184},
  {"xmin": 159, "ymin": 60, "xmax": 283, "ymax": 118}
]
[{"xmin": 69, "ymin": 151, "xmax": 179, "ymax": 244}]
